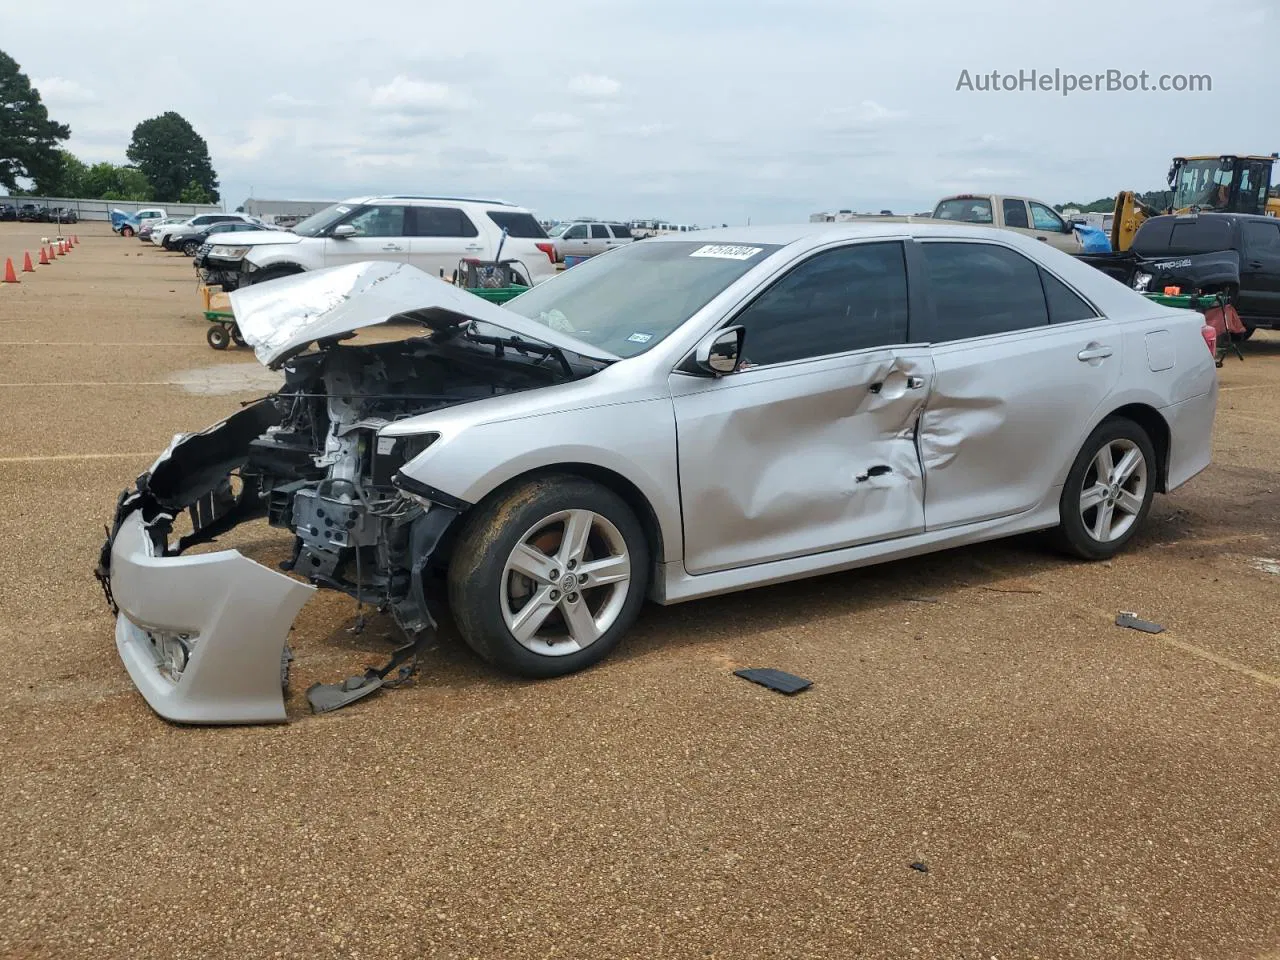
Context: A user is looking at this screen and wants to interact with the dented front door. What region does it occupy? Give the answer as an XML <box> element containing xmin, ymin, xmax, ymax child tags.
<box><xmin>671</xmin><ymin>347</ymin><xmax>933</xmax><ymax>576</ymax></box>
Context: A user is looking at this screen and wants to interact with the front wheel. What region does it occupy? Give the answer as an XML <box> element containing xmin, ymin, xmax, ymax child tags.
<box><xmin>1051</xmin><ymin>418</ymin><xmax>1157</xmax><ymax>561</ymax></box>
<box><xmin>448</xmin><ymin>476</ymin><xmax>650</xmax><ymax>678</ymax></box>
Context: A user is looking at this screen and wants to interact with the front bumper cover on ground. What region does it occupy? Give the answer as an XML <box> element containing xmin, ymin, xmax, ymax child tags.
<box><xmin>109</xmin><ymin>508</ymin><xmax>315</xmax><ymax>725</ymax></box>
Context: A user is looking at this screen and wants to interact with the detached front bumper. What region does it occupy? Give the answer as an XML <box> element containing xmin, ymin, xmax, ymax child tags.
<box><xmin>110</xmin><ymin>511</ymin><xmax>315</xmax><ymax>724</ymax></box>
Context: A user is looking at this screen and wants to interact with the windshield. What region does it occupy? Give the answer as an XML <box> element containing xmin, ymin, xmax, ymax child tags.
<box><xmin>502</xmin><ymin>240</ymin><xmax>781</xmax><ymax>358</ymax></box>
<box><xmin>1171</xmin><ymin>159</ymin><xmax>1234</xmax><ymax>210</ymax></box>
<box><xmin>291</xmin><ymin>203</ymin><xmax>358</xmax><ymax>237</ymax></box>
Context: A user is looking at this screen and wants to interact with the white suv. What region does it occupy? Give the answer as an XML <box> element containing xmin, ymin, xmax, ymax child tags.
<box><xmin>204</xmin><ymin>196</ymin><xmax>559</xmax><ymax>290</ymax></box>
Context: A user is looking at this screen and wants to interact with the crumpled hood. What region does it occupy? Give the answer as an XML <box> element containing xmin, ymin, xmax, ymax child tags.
<box><xmin>229</xmin><ymin>260</ymin><xmax>619</xmax><ymax>368</ymax></box>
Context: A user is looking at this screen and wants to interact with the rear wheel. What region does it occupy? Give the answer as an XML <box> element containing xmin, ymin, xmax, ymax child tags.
<box><xmin>183</xmin><ymin>240</ymin><xmax>199</xmax><ymax>257</ymax></box>
<box><xmin>448</xmin><ymin>476</ymin><xmax>650</xmax><ymax>678</ymax></box>
<box><xmin>1051</xmin><ymin>418</ymin><xmax>1157</xmax><ymax>561</ymax></box>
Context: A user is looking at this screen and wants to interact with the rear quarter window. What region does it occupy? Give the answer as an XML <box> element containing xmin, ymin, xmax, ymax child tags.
<box><xmin>486</xmin><ymin>211</ymin><xmax>548</xmax><ymax>238</ymax></box>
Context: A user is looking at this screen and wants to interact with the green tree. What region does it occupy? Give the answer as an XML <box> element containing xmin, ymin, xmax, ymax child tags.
<box><xmin>179</xmin><ymin>180</ymin><xmax>212</xmax><ymax>204</ymax></box>
<box><xmin>126</xmin><ymin>111</ymin><xmax>219</xmax><ymax>203</ymax></box>
<box><xmin>0</xmin><ymin>49</ymin><xmax>71</xmax><ymax>192</ymax></box>
<box><xmin>80</xmin><ymin>161</ymin><xmax>152</xmax><ymax>201</ymax></box>
<box><xmin>33</xmin><ymin>149</ymin><xmax>88</xmax><ymax>197</ymax></box>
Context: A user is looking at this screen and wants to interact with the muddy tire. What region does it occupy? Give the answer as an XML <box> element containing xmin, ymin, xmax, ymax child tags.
<box><xmin>447</xmin><ymin>475</ymin><xmax>650</xmax><ymax>678</ymax></box>
<box><xmin>1050</xmin><ymin>417</ymin><xmax>1157</xmax><ymax>561</ymax></box>
<box><xmin>206</xmin><ymin>324</ymin><xmax>230</xmax><ymax>350</ymax></box>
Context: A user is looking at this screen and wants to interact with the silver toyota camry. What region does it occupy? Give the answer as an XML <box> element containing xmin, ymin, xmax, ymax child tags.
<box><xmin>98</xmin><ymin>223</ymin><xmax>1218</xmax><ymax>723</ymax></box>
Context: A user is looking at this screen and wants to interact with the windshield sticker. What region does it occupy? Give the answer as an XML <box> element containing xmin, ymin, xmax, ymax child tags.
<box><xmin>689</xmin><ymin>244</ymin><xmax>764</xmax><ymax>260</ymax></box>
<box><xmin>626</xmin><ymin>332</ymin><xmax>653</xmax><ymax>344</ymax></box>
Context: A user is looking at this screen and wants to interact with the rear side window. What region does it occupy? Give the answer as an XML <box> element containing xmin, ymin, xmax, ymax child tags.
<box><xmin>732</xmin><ymin>242</ymin><xmax>910</xmax><ymax>366</ymax></box>
<box><xmin>1002</xmin><ymin>199</ymin><xmax>1030</xmax><ymax>228</ymax></box>
<box><xmin>921</xmin><ymin>242</ymin><xmax>1049</xmax><ymax>340</ymax></box>
<box><xmin>486</xmin><ymin>211</ymin><xmax>547</xmax><ymax>238</ymax></box>
<box><xmin>933</xmin><ymin>198</ymin><xmax>994</xmax><ymax>224</ymax></box>
<box><xmin>410</xmin><ymin>206</ymin><xmax>479</xmax><ymax>238</ymax></box>
<box><xmin>1243</xmin><ymin>220</ymin><xmax>1280</xmax><ymax>255</ymax></box>
<box><xmin>1040</xmin><ymin>269</ymin><xmax>1098</xmax><ymax>323</ymax></box>
<box><xmin>609</xmin><ymin>223</ymin><xmax>632</xmax><ymax>239</ymax></box>
<box><xmin>590</xmin><ymin>224</ymin><xmax>610</xmax><ymax>239</ymax></box>
<box><xmin>1133</xmin><ymin>217</ymin><xmax>1233</xmax><ymax>255</ymax></box>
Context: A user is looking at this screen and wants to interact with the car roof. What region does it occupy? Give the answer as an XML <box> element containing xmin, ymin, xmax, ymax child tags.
<box><xmin>646</xmin><ymin>221</ymin><xmax>1062</xmax><ymax>248</ymax></box>
<box><xmin>353</xmin><ymin>195</ymin><xmax>524</xmax><ymax>209</ymax></box>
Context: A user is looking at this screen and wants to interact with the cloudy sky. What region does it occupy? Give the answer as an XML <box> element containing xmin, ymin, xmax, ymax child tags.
<box><xmin>8</xmin><ymin>0</ymin><xmax>1277</xmax><ymax>223</ymax></box>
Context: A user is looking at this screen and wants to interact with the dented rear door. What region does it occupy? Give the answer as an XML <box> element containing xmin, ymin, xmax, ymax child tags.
<box><xmin>914</xmin><ymin>239</ymin><xmax>1122</xmax><ymax>530</ymax></box>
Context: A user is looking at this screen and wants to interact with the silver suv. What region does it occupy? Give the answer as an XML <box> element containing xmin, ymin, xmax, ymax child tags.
<box><xmin>550</xmin><ymin>220</ymin><xmax>634</xmax><ymax>260</ymax></box>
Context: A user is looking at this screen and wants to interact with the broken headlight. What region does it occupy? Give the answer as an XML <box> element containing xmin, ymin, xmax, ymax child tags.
<box><xmin>1132</xmin><ymin>271</ymin><xmax>1153</xmax><ymax>292</ymax></box>
<box><xmin>371</xmin><ymin>433</ymin><xmax>438</xmax><ymax>488</ymax></box>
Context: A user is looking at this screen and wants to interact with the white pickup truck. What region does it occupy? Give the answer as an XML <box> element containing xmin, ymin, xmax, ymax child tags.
<box><xmin>835</xmin><ymin>194</ymin><xmax>1096</xmax><ymax>253</ymax></box>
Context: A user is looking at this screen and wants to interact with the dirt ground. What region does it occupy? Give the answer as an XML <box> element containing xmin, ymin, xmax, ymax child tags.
<box><xmin>0</xmin><ymin>221</ymin><xmax>1276</xmax><ymax>960</ymax></box>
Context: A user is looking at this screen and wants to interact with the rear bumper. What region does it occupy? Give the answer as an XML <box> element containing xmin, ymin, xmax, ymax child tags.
<box><xmin>1163</xmin><ymin>387</ymin><xmax>1217</xmax><ymax>492</ymax></box>
<box><xmin>110</xmin><ymin>511</ymin><xmax>315</xmax><ymax>724</ymax></box>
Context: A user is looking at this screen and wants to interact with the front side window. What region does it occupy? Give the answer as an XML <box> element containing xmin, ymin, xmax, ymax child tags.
<box><xmin>1244</xmin><ymin>220</ymin><xmax>1280</xmax><ymax>254</ymax></box>
<box><xmin>342</xmin><ymin>205</ymin><xmax>406</xmax><ymax>237</ymax></box>
<box><xmin>1030</xmin><ymin>202</ymin><xmax>1066</xmax><ymax>232</ymax></box>
<box><xmin>730</xmin><ymin>242</ymin><xmax>910</xmax><ymax>367</ymax></box>
<box><xmin>563</xmin><ymin>224</ymin><xmax>588</xmax><ymax>239</ymax></box>
<box><xmin>1003</xmin><ymin>199</ymin><xmax>1030</xmax><ymax>228</ymax></box>
<box><xmin>921</xmin><ymin>242</ymin><xmax>1049</xmax><ymax>340</ymax></box>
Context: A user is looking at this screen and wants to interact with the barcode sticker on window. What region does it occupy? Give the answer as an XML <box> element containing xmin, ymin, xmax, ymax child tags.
<box><xmin>689</xmin><ymin>244</ymin><xmax>764</xmax><ymax>260</ymax></box>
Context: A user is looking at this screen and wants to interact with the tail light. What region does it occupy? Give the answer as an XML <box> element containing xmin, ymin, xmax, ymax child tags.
<box><xmin>535</xmin><ymin>242</ymin><xmax>558</xmax><ymax>264</ymax></box>
<box><xmin>1200</xmin><ymin>323</ymin><xmax>1218</xmax><ymax>357</ymax></box>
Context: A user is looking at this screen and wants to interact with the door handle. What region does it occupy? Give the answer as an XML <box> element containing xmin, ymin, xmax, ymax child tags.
<box><xmin>1247</xmin><ymin>260</ymin><xmax>1264</xmax><ymax>269</ymax></box>
<box><xmin>906</xmin><ymin>375</ymin><xmax>925</xmax><ymax>389</ymax></box>
<box><xmin>381</xmin><ymin>243</ymin><xmax>402</xmax><ymax>251</ymax></box>
<box><xmin>1036</xmin><ymin>236</ymin><xmax>1048</xmax><ymax>242</ymax></box>
<box><xmin>1077</xmin><ymin>344</ymin><xmax>1113</xmax><ymax>361</ymax></box>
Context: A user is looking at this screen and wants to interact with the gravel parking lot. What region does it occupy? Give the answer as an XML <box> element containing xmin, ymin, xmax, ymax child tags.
<box><xmin>1</xmin><ymin>221</ymin><xmax>1276</xmax><ymax>960</ymax></box>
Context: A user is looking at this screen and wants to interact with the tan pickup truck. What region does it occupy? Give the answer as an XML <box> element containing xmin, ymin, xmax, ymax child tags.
<box><xmin>845</xmin><ymin>194</ymin><xmax>1086</xmax><ymax>252</ymax></box>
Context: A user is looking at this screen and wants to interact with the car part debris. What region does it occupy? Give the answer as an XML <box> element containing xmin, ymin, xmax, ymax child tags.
<box><xmin>306</xmin><ymin>636</ymin><xmax>424</xmax><ymax>713</ymax></box>
<box><xmin>1116</xmin><ymin>611</ymin><xmax>1165</xmax><ymax>634</ymax></box>
<box><xmin>734</xmin><ymin>667</ymin><xmax>812</xmax><ymax>695</ymax></box>
<box><xmin>909</xmin><ymin>862</ymin><xmax>929</xmax><ymax>873</ymax></box>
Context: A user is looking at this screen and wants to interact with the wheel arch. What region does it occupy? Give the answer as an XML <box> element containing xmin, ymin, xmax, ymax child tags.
<box><xmin>437</xmin><ymin>462</ymin><xmax>667</xmax><ymax>584</ymax></box>
<box><xmin>1102</xmin><ymin>402</ymin><xmax>1171</xmax><ymax>492</ymax></box>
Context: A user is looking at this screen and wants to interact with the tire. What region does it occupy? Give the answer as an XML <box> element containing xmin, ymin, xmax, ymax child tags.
<box><xmin>249</xmin><ymin>266</ymin><xmax>303</xmax><ymax>286</ymax></box>
<box><xmin>183</xmin><ymin>240</ymin><xmax>199</xmax><ymax>257</ymax></box>
<box><xmin>448</xmin><ymin>475</ymin><xmax>650</xmax><ymax>678</ymax></box>
<box><xmin>1051</xmin><ymin>417</ymin><xmax>1157</xmax><ymax>561</ymax></box>
<box><xmin>230</xmin><ymin>323</ymin><xmax>246</xmax><ymax>346</ymax></box>
<box><xmin>121</xmin><ymin>226</ymin><xmax>134</xmax><ymax>238</ymax></box>
<box><xmin>206</xmin><ymin>325</ymin><xmax>230</xmax><ymax>350</ymax></box>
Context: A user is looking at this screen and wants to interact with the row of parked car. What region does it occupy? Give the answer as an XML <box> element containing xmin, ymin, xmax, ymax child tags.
<box><xmin>0</xmin><ymin>202</ymin><xmax>79</xmax><ymax>223</ymax></box>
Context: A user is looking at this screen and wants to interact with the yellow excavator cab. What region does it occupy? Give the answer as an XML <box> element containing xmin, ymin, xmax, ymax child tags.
<box><xmin>1111</xmin><ymin>153</ymin><xmax>1278</xmax><ymax>252</ymax></box>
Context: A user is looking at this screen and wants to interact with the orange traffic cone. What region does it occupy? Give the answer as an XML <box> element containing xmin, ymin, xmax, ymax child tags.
<box><xmin>38</xmin><ymin>247</ymin><xmax>49</xmax><ymax>265</ymax></box>
<box><xmin>2</xmin><ymin>258</ymin><xmax>18</xmax><ymax>283</ymax></box>
<box><xmin>22</xmin><ymin>251</ymin><xmax>34</xmax><ymax>272</ymax></box>
<box><xmin>54</xmin><ymin>243</ymin><xmax>63</xmax><ymax>257</ymax></box>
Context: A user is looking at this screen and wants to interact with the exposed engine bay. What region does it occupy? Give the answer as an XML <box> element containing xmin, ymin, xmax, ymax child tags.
<box><xmin>97</xmin><ymin>327</ymin><xmax>594</xmax><ymax>717</ymax></box>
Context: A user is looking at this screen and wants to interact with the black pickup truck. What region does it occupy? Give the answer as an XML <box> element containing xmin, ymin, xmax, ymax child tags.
<box><xmin>1078</xmin><ymin>213</ymin><xmax>1280</xmax><ymax>337</ymax></box>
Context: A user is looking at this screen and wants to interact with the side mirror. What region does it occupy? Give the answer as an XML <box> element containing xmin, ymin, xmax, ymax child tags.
<box><xmin>692</xmin><ymin>325</ymin><xmax>745</xmax><ymax>376</ymax></box>
<box><xmin>331</xmin><ymin>224</ymin><xmax>357</xmax><ymax>239</ymax></box>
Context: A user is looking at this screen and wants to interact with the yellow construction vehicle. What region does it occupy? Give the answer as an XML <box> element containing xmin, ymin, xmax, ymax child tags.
<box><xmin>1110</xmin><ymin>153</ymin><xmax>1279</xmax><ymax>252</ymax></box>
